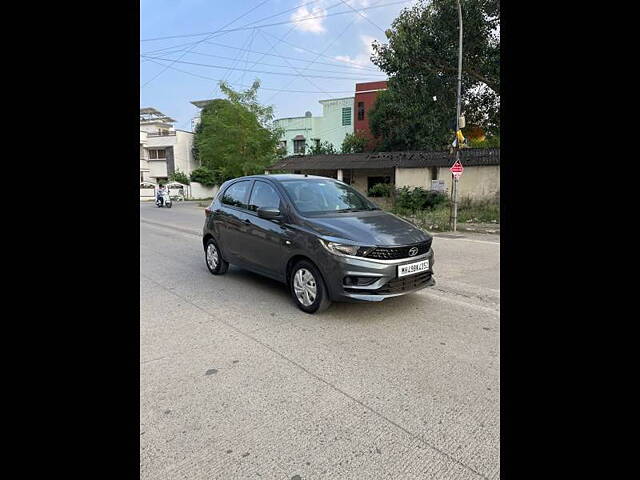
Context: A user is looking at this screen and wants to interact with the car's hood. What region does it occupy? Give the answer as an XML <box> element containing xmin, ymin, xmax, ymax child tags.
<box><xmin>302</xmin><ymin>210</ymin><xmax>430</xmax><ymax>246</ymax></box>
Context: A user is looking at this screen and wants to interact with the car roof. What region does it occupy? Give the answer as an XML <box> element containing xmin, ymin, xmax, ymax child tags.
<box><xmin>235</xmin><ymin>174</ymin><xmax>337</xmax><ymax>183</ymax></box>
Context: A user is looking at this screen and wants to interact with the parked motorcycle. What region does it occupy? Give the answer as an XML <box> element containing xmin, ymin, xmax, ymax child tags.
<box><xmin>155</xmin><ymin>191</ymin><xmax>172</xmax><ymax>208</ymax></box>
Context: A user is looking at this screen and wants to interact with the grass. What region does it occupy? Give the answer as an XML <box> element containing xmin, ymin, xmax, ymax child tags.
<box><xmin>391</xmin><ymin>197</ymin><xmax>499</xmax><ymax>232</ymax></box>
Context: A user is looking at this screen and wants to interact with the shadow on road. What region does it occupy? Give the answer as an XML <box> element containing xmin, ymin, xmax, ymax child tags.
<box><xmin>221</xmin><ymin>264</ymin><xmax>429</xmax><ymax>323</ymax></box>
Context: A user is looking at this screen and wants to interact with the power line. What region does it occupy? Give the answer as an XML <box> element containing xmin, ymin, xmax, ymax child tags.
<box><xmin>141</xmin><ymin>0</ymin><xmax>271</xmax><ymax>88</ymax></box>
<box><xmin>140</xmin><ymin>0</ymin><xmax>409</xmax><ymax>42</ymax></box>
<box><xmin>143</xmin><ymin>50</ymin><xmax>385</xmax><ymax>78</ymax></box>
<box><xmin>258</xmin><ymin>29</ymin><xmax>329</xmax><ymax>95</ymax></box>
<box><xmin>142</xmin><ymin>57</ymin><xmax>356</xmax><ymax>94</ymax></box>
<box><xmin>143</xmin><ymin>40</ymin><xmax>383</xmax><ymax>73</ymax></box>
<box><xmin>141</xmin><ymin>55</ymin><xmax>380</xmax><ymax>81</ymax></box>
<box><xmin>265</xmin><ymin>0</ymin><xmax>376</xmax><ymax>104</ymax></box>
<box><xmin>335</xmin><ymin>0</ymin><xmax>388</xmax><ymax>34</ymax></box>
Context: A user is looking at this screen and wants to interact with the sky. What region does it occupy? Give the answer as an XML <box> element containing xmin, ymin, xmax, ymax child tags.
<box><xmin>140</xmin><ymin>0</ymin><xmax>419</xmax><ymax>131</ymax></box>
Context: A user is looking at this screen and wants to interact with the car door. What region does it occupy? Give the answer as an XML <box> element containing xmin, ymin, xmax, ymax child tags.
<box><xmin>216</xmin><ymin>180</ymin><xmax>253</xmax><ymax>264</ymax></box>
<box><xmin>243</xmin><ymin>180</ymin><xmax>291</xmax><ymax>280</ymax></box>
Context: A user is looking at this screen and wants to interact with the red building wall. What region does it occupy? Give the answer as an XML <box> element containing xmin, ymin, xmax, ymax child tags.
<box><xmin>354</xmin><ymin>81</ymin><xmax>388</xmax><ymax>150</ymax></box>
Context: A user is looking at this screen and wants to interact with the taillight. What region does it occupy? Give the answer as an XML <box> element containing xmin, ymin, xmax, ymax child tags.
<box><xmin>205</xmin><ymin>207</ymin><xmax>212</xmax><ymax>217</ymax></box>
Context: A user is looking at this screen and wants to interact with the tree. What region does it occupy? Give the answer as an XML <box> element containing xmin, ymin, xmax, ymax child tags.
<box><xmin>341</xmin><ymin>131</ymin><xmax>368</xmax><ymax>154</ymax></box>
<box><xmin>194</xmin><ymin>80</ymin><xmax>283</xmax><ymax>184</ymax></box>
<box><xmin>189</xmin><ymin>166</ymin><xmax>216</xmax><ymax>186</ymax></box>
<box><xmin>370</xmin><ymin>0</ymin><xmax>499</xmax><ymax>150</ymax></box>
<box><xmin>169</xmin><ymin>169</ymin><xmax>190</xmax><ymax>185</ymax></box>
<box><xmin>307</xmin><ymin>140</ymin><xmax>338</xmax><ymax>155</ymax></box>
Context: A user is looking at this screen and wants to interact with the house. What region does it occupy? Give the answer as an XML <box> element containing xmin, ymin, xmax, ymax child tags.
<box><xmin>353</xmin><ymin>80</ymin><xmax>388</xmax><ymax>149</ymax></box>
<box><xmin>266</xmin><ymin>148</ymin><xmax>500</xmax><ymax>201</ymax></box>
<box><xmin>139</xmin><ymin>108</ymin><xmax>196</xmax><ymax>185</ymax></box>
<box><xmin>273</xmin><ymin>97</ymin><xmax>354</xmax><ymax>155</ymax></box>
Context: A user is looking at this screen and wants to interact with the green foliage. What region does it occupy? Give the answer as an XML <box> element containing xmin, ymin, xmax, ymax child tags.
<box><xmin>169</xmin><ymin>169</ymin><xmax>190</xmax><ymax>185</ymax></box>
<box><xmin>194</xmin><ymin>80</ymin><xmax>282</xmax><ymax>184</ymax></box>
<box><xmin>307</xmin><ymin>141</ymin><xmax>338</xmax><ymax>155</ymax></box>
<box><xmin>467</xmin><ymin>135</ymin><xmax>500</xmax><ymax>148</ymax></box>
<box><xmin>394</xmin><ymin>186</ymin><xmax>448</xmax><ymax>212</ymax></box>
<box><xmin>341</xmin><ymin>131</ymin><xmax>368</xmax><ymax>153</ymax></box>
<box><xmin>189</xmin><ymin>166</ymin><xmax>216</xmax><ymax>186</ymax></box>
<box><xmin>368</xmin><ymin>183</ymin><xmax>394</xmax><ymax>197</ymax></box>
<box><xmin>370</xmin><ymin>0</ymin><xmax>500</xmax><ymax>150</ymax></box>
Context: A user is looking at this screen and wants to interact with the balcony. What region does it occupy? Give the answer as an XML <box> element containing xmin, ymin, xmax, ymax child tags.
<box><xmin>147</xmin><ymin>131</ymin><xmax>176</xmax><ymax>137</ymax></box>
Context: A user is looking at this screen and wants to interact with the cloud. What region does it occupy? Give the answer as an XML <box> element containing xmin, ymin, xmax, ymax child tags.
<box><xmin>333</xmin><ymin>35</ymin><xmax>380</xmax><ymax>67</ymax></box>
<box><xmin>290</xmin><ymin>6</ymin><xmax>328</xmax><ymax>33</ymax></box>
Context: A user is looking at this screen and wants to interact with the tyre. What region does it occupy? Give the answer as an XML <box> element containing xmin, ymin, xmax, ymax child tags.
<box><xmin>166</xmin><ymin>202</ymin><xmax>172</xmax><ymax>208</ymax></box>
<box><xmin>204</xmin><ymin>238</ymin><xmax>229</xmax><ymax>275</ymax></box>
<box><xmin>290</xmin><ymin>260</ymin><xmax>331</xmax><ymax>314</ymax></box>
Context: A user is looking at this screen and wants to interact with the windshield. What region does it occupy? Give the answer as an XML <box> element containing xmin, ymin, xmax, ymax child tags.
<box><xmin>280</xmin><ymin>178</ymin><xmax>379</xmax><ymax>215</ymax></box>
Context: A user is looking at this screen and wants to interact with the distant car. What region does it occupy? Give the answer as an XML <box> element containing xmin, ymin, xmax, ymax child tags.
<box><xmin>202</xmin><ymin>174</ymin><xmax>435</xmax><ymax>313</ymax></box>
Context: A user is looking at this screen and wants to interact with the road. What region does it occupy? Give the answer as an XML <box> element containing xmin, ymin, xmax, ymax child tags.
<box><xmin>140</xmin><ymin>201</ymin><xmax>500</xmax><ymax>479</ymax></box>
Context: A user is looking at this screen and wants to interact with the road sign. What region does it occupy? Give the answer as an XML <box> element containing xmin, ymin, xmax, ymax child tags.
<box><xmin>450</xmin><ymin>159</ymin><xmax>464</xmax><ymax>178</ymax></box>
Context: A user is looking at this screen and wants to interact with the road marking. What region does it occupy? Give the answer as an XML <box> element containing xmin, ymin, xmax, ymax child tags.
<box><xmin>424</xmin><ymin>290</ymin><xmax>500</xmax><ymax>315</ymax></box>
<box><xmin>434</xmin><ymin>236</ymin><xmax>500</xmax><ymax>245</ymax></box>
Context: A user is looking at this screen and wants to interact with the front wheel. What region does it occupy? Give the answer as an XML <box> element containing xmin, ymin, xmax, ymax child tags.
<box><xmin>290</xmin><ymin>260</ymin><xmax>331</xmax><ymax>314</ymax></box>
<box><xmin>166</xmin><ymin>202</ymin><xmax>172</xmax><ymax>208</ymax></box>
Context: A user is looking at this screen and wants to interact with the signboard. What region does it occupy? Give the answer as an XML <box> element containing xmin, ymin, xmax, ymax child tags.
<box><xmin>431</xmin><ymin>180</ymin><xmax>446</xmax><ymax>192</ymax></box>
<box><xmin>449</xmin><ymin>159</ymin><xmax>464</xmax><ymax>179</ymax></box>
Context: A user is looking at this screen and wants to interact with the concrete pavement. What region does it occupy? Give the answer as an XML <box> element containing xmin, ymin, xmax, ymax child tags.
<box><xmin>140</xmin><ymin>202</ymin><xmax>500</xmax><ymax>479</ymax></box>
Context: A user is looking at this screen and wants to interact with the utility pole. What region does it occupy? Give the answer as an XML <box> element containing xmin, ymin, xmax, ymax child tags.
<box><xmin>451</xmin><ymin>0</ymin><xmax>463</xmax><ymax>232</ymax></box>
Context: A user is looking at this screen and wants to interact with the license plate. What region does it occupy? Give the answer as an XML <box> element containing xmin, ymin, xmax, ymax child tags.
<box><xmin>398</xmin><ymin>259</ymin><xmax>430</xmax><ymax>277</ymax></box>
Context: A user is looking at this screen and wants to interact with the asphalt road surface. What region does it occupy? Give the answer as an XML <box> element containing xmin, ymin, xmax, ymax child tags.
<box><xmin>140</xmin><ymin>201</ymin><xmax>500</xmax><ymax>480</ymax></box>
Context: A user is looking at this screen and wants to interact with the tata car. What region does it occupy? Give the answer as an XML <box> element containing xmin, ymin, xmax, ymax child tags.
<box><xmin>202</xmin><ymin>174</ymin><xmax>435</xmax><ymax>313</ymax></box>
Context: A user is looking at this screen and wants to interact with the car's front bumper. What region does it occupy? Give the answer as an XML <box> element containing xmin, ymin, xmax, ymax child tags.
<box><xmin>318</xmin><ymin>248</ymin><xmax>435</xmax><ymax>303</ymax></box>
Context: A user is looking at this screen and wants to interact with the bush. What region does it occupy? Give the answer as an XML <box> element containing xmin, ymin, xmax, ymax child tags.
<box><xmin>368</xmin><ymin>182</ymin><xmax>394</xmax><ymax>197</ymax></box>
<box><xmin>341</xmin><ymin>131</ymin><xmax>368</xmax><ymax>153</ymax></box>
<box><xmin>169</xmin><ymin>169</ymin><xmax>190</xmax><ymax>185</ymax></box>
<box><xmin>189</xmin><ymin>166</ymin><xmax>216</xmax><ymax>186</ymax></box>
<box><xmin>394</xmin><ymin>186</ymin><xmax>448</xmax><ymax>212</ymax></box>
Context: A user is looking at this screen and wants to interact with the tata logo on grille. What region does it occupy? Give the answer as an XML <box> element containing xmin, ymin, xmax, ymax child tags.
<box><xmin>408</xmin><ymin>247</ymin><xmax>419</xmax><ymax>256</ymax></box>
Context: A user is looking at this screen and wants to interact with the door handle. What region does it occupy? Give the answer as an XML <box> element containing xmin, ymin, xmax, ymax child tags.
<box><xmin>243</xmin><ymin>219</ymin><xmax>252</xmax><ymax>224</ymax></box>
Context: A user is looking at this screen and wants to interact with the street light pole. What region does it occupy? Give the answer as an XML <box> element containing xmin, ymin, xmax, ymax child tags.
<box><xmin>451</xmin><ymin>0</ymin><xmax>463</xmax><ymax>232</ymax></box>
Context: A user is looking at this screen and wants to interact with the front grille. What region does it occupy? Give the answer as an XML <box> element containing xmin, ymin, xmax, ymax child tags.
<box><xmin>362</xmin><ymin>239</ymin><xmax>432</xmax><ymax>260</ymax></box>
<box><xmin>375</xmin><ymin>271</ymin><xmax>433</xmax><ymax>295</ymax></box>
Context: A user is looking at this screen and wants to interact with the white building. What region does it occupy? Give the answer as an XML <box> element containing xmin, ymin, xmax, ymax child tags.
<box><xmin>139</xmin><ymin>108</ymin><xmax>197</xmax><ymax>184</ymax></box>
<box><xmin>274</xmin><ymin>97</ymin><xmax>354</xmax><ymax>156</ymax></box>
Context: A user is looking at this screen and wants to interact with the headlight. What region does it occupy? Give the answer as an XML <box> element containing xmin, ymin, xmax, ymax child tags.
<box><xmin>319</xmin><ymin>239</ymin><xmax>360</xmax><ymax>256</ymax></box>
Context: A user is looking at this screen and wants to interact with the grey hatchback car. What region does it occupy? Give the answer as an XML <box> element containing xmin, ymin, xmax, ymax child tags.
<box><xmin>202</xmin><ymin>174</ymin><xmax>435</xmax><ymax>313</ymax></box>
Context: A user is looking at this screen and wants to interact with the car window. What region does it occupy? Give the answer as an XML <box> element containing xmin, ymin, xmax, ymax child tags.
<box><xmin>281</xmin><ymin>179</ymin><xmax>377</xmax><ymax>215</ymax></box>
<box><xmin>221</xmin><ymin>181</ymin><xmax>251</xmax><ymax>209</ymax></box>
<box><xmin>248</xmin><ymin>181</ymin><xmax>281</xmax><ymax>212</ymax></box>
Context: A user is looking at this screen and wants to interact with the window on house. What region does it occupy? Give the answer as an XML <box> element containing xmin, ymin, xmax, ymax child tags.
<box><xmin>148</xmin><ymin>149</ymin><xmax>166</xmax><ymax>159</ymax></box>
<box><xmin>367</xmin><ymin>176</ymin><xmax>391</xmax><ymax>192</ymax></box>
<box><xmin>293</xmin><ymin>139</ymin><xmax>306</xmax><ymax>154</ymax></box>
<box><xmin>430</xmin><ymin>167</ymin><xmax>438</xmax><ymax>181</ymax></box>
<box><xmin>278</xmin><ymin>140</ymin><xmax>287</xmax><ymax>151</ymax></box>
<box><xmin>342</xmin><ymin>107</ymin><xmax>352</xmax><ymax>126</ymax></box>
<box><xmin>357</xmin><ymin>102</ymin><xmax>365</xmax><ymax>121</ymax></box>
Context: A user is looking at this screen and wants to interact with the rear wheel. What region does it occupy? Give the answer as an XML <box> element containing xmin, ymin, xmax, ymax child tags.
<box><xmin>205</xmin><ymin>238</ymin><xmax>229</xmax><ymax>275</ymax></box>
<box><xmin>290</xmin><ymin>260</ymin><xmax>331</xmax><ymax>314</ymax></box>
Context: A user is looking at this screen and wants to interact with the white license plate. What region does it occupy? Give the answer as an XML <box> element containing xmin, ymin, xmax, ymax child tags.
<box><xmin>398</xmin><ymin>259</ymin><xmax>430</xmax><ymax>278</ymax></box>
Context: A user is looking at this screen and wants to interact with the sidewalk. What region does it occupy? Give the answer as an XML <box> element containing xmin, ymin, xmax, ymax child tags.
<box><xmin>455</xmin><ymin>222</ymin><xmax>500</xmax><ymax>234</ymax></box>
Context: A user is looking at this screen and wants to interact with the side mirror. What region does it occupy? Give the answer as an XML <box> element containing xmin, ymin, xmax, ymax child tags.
<box><xmin>257</xmin><ymin>207</ymin><xmax>281</xmax><ymax>220</ymax></box>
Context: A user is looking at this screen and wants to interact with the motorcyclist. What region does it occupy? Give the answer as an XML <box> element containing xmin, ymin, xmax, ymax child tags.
<box><xmin>157</xmin><ymin>185</ymin><xmax>166</xmax><ymax>206</ymax></box>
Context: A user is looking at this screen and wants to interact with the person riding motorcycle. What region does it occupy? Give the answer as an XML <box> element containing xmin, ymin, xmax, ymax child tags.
<box><xmin>156</xmin><ymin>185</ymin><xmax>166</xmax><ymax>206</ymax></box>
